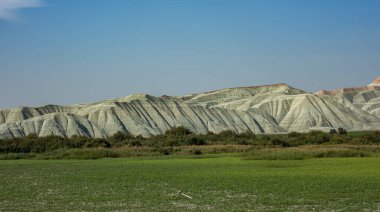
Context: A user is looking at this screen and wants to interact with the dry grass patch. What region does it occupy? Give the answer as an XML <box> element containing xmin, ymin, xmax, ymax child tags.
<box><xmin>243</xmin><ymin>144</ymin><xmax>380</xmax><ymax>160</ymax></box>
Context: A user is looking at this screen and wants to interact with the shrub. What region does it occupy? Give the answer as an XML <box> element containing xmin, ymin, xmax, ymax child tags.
<box><xmin>237</xmin><ymin>140</ymin><xmax>249</xmax><ymax>145</ymax></box>
<box><xmin>84</xmin><ymin>139</ymin><xmax>111</xmax><ymax>148</ymax></box>
<box><xmin>206</xmin><ymin>131</ymin><xmax>215</xmax><ymax>136</ymax></box>
<box><xmin>360</xmin><ymin>131</ymin><xmax>380</xmax><ymax>144</ymax></box>
<box><xmin>1</xmin><ymin>130</ymin><xmax>380</xmax><ymax>159</ymax></box>
<box><xmin>158</xmin><ymin>148</ymin><xmax>172</xmax><ymax>155</ymax></box>
<box><xmin>17</xmin><ymin>138</ymin><xmax>32</xmax><ymax>152</ymax></box>
<box><xmin>69</xmin><ymin>135</ymin><xmax>89</xmax><ymax>148</ymax></box>
<box><xmin>338</xmin><ymin>128</ymin><xmax>347</xmax><ymax>135</ymax></box>
<box><xmin>192</xmin><ymin>149</ymin><xmax>202</xmax><ymax>155</ymax></box>
<box><xmin>217</xmin><ymin>130</ymin><xmax>238</xmax><ymax>138</ymax></box>
<box><xmin>164</xmin><ymin>138</ymin><xmax>181</xmax><ymax>147</ymax></box>
<box><xmin>288</xmin><ymin>132</ymin><xmax>301</xmax><ymax>138</ymax></box>
<box><xmin>304</xmin><ymin>131</ymin><xmax>330</xmax><ymax>144</ymax></box>
<box><xmin>187</xmin><ymin>137</ymin><xmax>206</xmax><ymax>146</ymax></box>
<box><xmin>238</xmin><ymin>131</ymin><xmax>256</xmax><ymax>139</ymax></box>
<box><xmin>130</xmin><ymin>140</ymin><xmax>143</xmax><ymax>147</ymax></box>
<box><xmin>110</xmin><ymin>131</ymin><xmax>132</xmax><ymax>141</ymax></box>
<box><xmin>270</xmin><ymin>138</ymin><xmax>290</xmax><ymax>147</ymax></box>
<box><xmin>308</xmin><ymin>130</ymin><xmax>325</xmax><ymax>136</ymax></box>
<box><xmin>164</xmin><ymin>127</ymin><xmax>193</xmax><ymax>137</ymax></box>
<box><xmin>330</xmin><ymin>134</ymin><xmax>346</xmax><ymax>144</ymax></box>
<box><xmin>30</xmin><ymin>135</ymin><xmax>68</xmax><ymax>153</ymax></box>
<box><xmin>26</xmin><ymin>133</ymin><xmax>39</xmax><ymax>139</ymax></box>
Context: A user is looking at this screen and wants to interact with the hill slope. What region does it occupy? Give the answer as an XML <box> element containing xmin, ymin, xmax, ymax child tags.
<box><xmin>1</xmin><ymin>78</ymin><xmax>380</xmax><ymax>138</ymax></box>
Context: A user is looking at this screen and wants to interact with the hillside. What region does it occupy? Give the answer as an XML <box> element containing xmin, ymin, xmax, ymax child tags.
<box><xmin>1</xmin><ymin>78</ymin><xmax>380</xmax><ymax>138</ymax></box>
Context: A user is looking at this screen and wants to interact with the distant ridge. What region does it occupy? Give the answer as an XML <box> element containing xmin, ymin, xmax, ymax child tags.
<box><xmin>315</xmin><ymin>76</ymin><xmax>380</xmax><ymax>96</ymax></box>
<box><xmin>315</xmin><ymin>86</ymin><xmax>379</xmax><ymax>96</ymax></box>
<box><xmin>1</xmin><ymin>77</ymin><xmax>380</xmax><ymax>138</ymax></box>
<box><xmin>369</xmin><ymin>76</ymin><xmax>380</xmax><ymax>87</ymax></box>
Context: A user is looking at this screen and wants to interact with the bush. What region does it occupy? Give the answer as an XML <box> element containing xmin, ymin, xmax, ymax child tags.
<box><xmin>330</xmin><ymin>134</ymin><xmax>346</xmax><ymax>144</ymax></box>
<box><xmin>31</xmin><ymin>136</ymin><xmax>68</xmax><ymax>153</ymax></box>
<box><xmin>158</xmin><ymin>148</ymin><xmax>172</xmax><ymax>155</ymax></box>
<box><xmin>192</xmin><ymin>149</ymin><xmax>202</xmax><ymax>155</ymax></box>
<box><xmin>164</xmin><ymin>138</ymin><xmax>181</xmax><ymax>147</ymax></box>
<box><xmin>110</xmin><ymin>131</ymin><xmax>132</xmax><ymax>142</ymax></box>
<box><xmin>69</xmin><ymin>135</ymin><xmax>88</xmax><ymax>148</ymax></box>
<box><xmin>84</xmin><ymin>139</ymin><xmax>111</xmax><ymax>148</ymax></box>
<box><xmin>187</xmin><ymin>137</ymin><xmax>206</xmax><ymax>146</ymax></box>
<box><xmin>237</xmin><ymin>140</ymin><xmax>249</xmax><ymax>145</ymax></box>
<box><xmin>130</xmin><ymin>140</ymin><xmax>143</xmax><ymax>147</ymax></box>
<box><xmin>288</xmin><ymin>132</ymin><xmax>301</xmax><ymax>138</ymax></box>
<box><xmin>1</xmin><ymin>130</ymin><xmax>380</xmax><ymax>159</ymax></box>
<box><xmin>304</xmin><ymin>131</ymin><xmax>330</xmax><ymax>144</ymax></box>
<box><xmin>338</xmin><ymin>128</ymin><xmax>347</xmax><ymax>135</ymax></box>
<box><xmin>164</xmin><ymin>127</ymin><xmax>193</xmax><ymax>137</ymax></box>
<box><xmin>238</xmin><ymin>131</ymin><xmax>256</xmax><ymax>139</ymax></box>
<box><xmin>360</xmin><ymin>131</ymin><xmax>380</xmax><ymax>144</ymax></box>
<box><xmin>217</xmin><ymin>130</ymin><xmax>238</xmax><ymax>138</ymax></box>
<box><xmin>270</xmin><ymin>138</ymin><xmax>290</xmax><ymax>147</ymax></box>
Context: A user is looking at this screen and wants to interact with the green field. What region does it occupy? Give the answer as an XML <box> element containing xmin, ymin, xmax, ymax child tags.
<box><xmin>1</xmin><ymin>156</ymin><xmax>380</xmax><ymax>211</ymax></box>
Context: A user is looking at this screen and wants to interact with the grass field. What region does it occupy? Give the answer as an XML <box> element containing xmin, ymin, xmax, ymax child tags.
<box><xmin>1</xmin><ymin>156</ymin><xmax>380</xmax><ymax>211</ymax></box>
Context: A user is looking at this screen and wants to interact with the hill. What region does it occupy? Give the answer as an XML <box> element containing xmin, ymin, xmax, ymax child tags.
<box><xmin>1</xmin><ymin>78</ymin><xmax>380</xmax><ymax>138</ymax></box>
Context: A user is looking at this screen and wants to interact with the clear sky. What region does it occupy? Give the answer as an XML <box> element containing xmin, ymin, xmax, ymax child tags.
<box><xmin>0</xmin><ymin>0</ymin><xmax>379</xmax><ymax>108</ymax></box>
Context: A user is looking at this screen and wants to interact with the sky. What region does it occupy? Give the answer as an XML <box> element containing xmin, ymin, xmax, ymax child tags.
<box><xmin>0</xmin><ymin>0</ymin><xmax>379</xmax><ymax>108</ymax></box>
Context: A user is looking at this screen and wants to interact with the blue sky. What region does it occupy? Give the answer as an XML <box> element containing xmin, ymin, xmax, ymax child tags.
<box><xmin>0</xmin><ymin>0</ymin><xmax>379</xmax><ymax>108</ymax></box>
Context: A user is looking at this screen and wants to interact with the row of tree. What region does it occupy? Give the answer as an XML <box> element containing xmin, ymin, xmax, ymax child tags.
<box><xmin>0</xmin><ymin>127</ymin><xmax>379</xmax><ymax>153</ymax></box>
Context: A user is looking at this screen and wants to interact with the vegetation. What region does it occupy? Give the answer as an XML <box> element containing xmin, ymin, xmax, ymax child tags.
<box><xmin>242</xmin><ymin>145</ymin><xmax>380</xmax><ymax>160</ymax></box>
<box><xmin>1</xmin><ymin>157</ymin><xmax>380</xmax><ymax>211</ymax></box>
<box><xmin>1</xmin><ymin>128</ymin><xmax>380</xmax><ymax>210</ymax></box>
<box><xmin>0</xmin><ymin>127</ymin><xmax>379</xmax><ymax>159</ymax></box>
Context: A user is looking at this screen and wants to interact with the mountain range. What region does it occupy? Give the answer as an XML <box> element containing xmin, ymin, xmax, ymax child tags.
<box><xmin>1</xmin><ymin>77</ymin><xmax>379</xmax><ymax>138</ymax></box>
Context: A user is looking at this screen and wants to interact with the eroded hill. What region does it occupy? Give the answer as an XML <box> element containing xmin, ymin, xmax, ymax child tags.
<box><xmin>1</xmin><ymin>78</ymin><xmax>380</xmax><ymax>138</ymax></box>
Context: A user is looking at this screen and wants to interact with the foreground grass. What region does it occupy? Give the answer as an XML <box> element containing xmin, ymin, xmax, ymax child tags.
<box><xmin>1</xmin><ymin>157</ymin><xmax>380</xmax><ymax>211</ymax></box>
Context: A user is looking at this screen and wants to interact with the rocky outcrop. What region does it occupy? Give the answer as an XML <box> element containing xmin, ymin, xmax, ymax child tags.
<box><xmin>369</xmin><ymin>77</ymin><xmax>380</xmax><ymax>87</ymax></box>
<box><xmin>1</xmin><ymin>77</ymin><xmax>380</xmax><ymax>138</ymax></box>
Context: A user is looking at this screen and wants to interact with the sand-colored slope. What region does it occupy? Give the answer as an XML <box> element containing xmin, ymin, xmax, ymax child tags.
<box><xmin>315</xmin><ymin>79</ymin><xmax>380</xmax><ymax>119</ymax></box>
<box><xmin>76</xmin><ymin>95</ymin><xmax>285</xmax><ymax>137</ymax></box>
<box><xmin>0</xmin><ymin>113</ymin><xmax>106</xmax><ymax>139</ymax></box>
<box><xmin>0</xmin><ymin>94</ymin><xmax>285</xmax><ymax>138</ymax></box>
<box><xmin>214</xmin><ymin>93</ymin><xmax>380</xmax><ymax>132</ymax></box>
<box><xmin>1</xmin><ymin>78</ymin><xmax>380</xmax><ymax>138</ymax></box>
<box><xmin>0</xmin><ymin>105</ymin><xmax>79</xmax><ymax>125</ymax></box>
<box><xmin>182</xmin><ymin>83</ymin><xmax>305</xmax><ymax>107</ymax></box>
<box><xmin>182</xmin><ymin>82</ymin><xmax>380</xmax><ymax>132</ymax></box>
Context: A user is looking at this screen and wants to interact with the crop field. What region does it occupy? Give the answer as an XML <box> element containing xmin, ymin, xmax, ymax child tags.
<box><xmin>1</xmin><ymin>156</ymin><xmax>380</xmax><ymax>211</ymax></box>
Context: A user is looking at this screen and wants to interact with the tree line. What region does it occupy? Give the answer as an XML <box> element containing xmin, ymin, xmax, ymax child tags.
<box><xmin>0</xmin><ymin>127</ymin><xmax>379</xmax><ymax>154</ymax></box>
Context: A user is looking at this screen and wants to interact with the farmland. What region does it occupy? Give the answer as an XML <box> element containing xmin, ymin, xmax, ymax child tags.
<box><xmin>1</xmin><ymin>156</ymin><xmax>380</xmax><ymax>211</ymax></box>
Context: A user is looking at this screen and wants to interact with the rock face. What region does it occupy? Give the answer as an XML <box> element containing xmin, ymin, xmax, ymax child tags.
<box><xmin>369</xmin><ymin>77</ymin><xmax>380</xmax><ymax>87</ymax></box>
<box><xmin>1</xmin><ymin>78</ymin><xmax>380</xmax><ymax>138</ymax></box>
